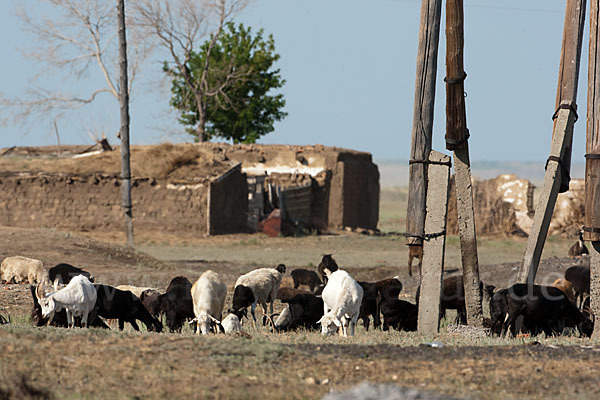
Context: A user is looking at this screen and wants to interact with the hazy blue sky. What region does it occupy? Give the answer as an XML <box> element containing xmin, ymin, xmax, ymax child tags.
<box><xmin>0</xmin><ymin>0</ymin><xmax>587</xmax><ymax>164</ymax></box>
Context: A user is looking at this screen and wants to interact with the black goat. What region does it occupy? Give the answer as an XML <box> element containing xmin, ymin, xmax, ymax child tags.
<box><xmin>139</xmin><ymin>288</ymin><xmax>162</xmax><ymax>317</ymax></box>
<box><xmin>500</xmin><ymin>283</ymin><xmax>593</xmax><ymax>337</ymax></box>
<box><xmin>564</xmin><ymin>265</ymin><xmax>590</xmax><ymax>308</ymax></box>
<box><xmin>274</xmin><ymin>293</ymin><xmax>324</xmax><ymax>331</ymax></box>
<box><xmin>357</xmin><ymin>281</ymin><xmax>380</xmax><ymax>331</ymax></box>
<box><xmin>29</xmin><ymin>285</ymin><xmax>108</xmax><ymax>329</ymax></box>
<box><xmin>290</xmin><ymin>268</ymin><xmax>322</xmax><ymax>292</ymax></box>
<box><xmin>158</xmin><ymin>276</ymin><xmax>194</xmax><ymax>332</ymax></box>
<box><xmin>92</xmin><ymin>284</ymin><xmax>162</xmax><ymax>332</ymax></box>
<box><xmin>276</xmin><ymin>287</ymin><xmax>312</xmax><ymax>302</ymax></box>
<box><xmin>380</xmin><ymin>299</ymin><xmax>418</xmax><ymax>332</ymax></box>
<box><xmin>48</xmin><ymin>263</ymin><xmax>94</xmax><ymax>285</ymax></box>
<box><xmin>317</xmin><ymin>254</ymin><xmax>338</xmax><ymax>284</ymax></box>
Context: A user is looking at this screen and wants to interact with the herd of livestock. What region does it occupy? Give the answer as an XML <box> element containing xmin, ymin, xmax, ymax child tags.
<box><xmin>0</xmin><ymin>253</ymin><xmax>596</xmax><ymax>338</ymax></box>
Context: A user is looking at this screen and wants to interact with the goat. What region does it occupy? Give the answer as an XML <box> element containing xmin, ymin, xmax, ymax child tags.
<box><xmin>290</xmin><ymin>268</ymin><xmax>322</xmax><ymax>292</ymax></box>
<box><xmin>274</xmin><ymin>293</ymin><xmax>324</xmax><ymax>332</ymax></box>
<box><xmin>29</xmin><ymin>285</ymin><xmax>108</xmax><ymax>329</ymax></box>
<box><xmin>115</xmin><ymin>285</ymin><xmax>159</xmax><ymax>299</ymax></box>
<box><xmin>489</xmin><ymin>288</ymin><xmax>509</xmax><ymax>336</ymax></box>
<box><xmin>318</xmin><ymin>269</ymin><xmax>363</xmax><ymax>337</ymax></box>
<box><xmin>48</xmin><ymin>263</ymin><xmax>94</xmax><ymax>285</ymax></box>
<box><xmin>1</xmin><ymin>256</ymin><xmax>49</xmax><ymax>285</ymax></box>
<box><xmin>407</xmin><ymin>244</ymin><xmax>423</xmax><ymax>277</ymax></box>
<box><xmin>500</xmin><ymin>283</ymin><xmax>593</xmax><ymax>337</ymax></box>
<box><xmin>552</xmin><ymin>278</ymin><xmax>576</xmax><ymax>304</ymax></box>
<box><xmin>157</xmin><ymin>276</ymin><xmax>194</xmax><ymax>333</ymax></box>
<box><xmin>357</xmin><ymin>281</ymin><xmax>379</xmax><ymax>331</ymax></box>
<box><xmin>416</xmin><ymin>274</ymin><xmax>495</xmax><ymax>325</ymax></box>
<box><xmin>232</xmin><ymin>265</ymin><xmax>285</xmax><ymax>326</ymax></box>
<box><xmin>380</xmin><ymin>298</ymin><xmax>418</xmax><ymax>332</ymax></box>
<box><xmin>220</xmin><ymin>313</ymin><xmax>242</xmax><ymax>333</ymax></box>
<box><xmin>276</xmin><ymin>287</ymin><xmax>312</xmax><ymax>302</ymax></box>
<box><xmin>35</xmin><ymin>275</ymin><xmax>97</xmax><ymax>328</ymax></box>
<box><xmin>139</xmin><ymin>289</ymin><xmax>162</xmax><ymax>317</ymax></box>
<box><xmin>190</xmin><ymin>270</ymin><xmax>227</xmax><ymax>335</ymax></box>
<box><xmin>92</xmin><ymin>284</ymin><xmax>162</xmax><ymax>332</ymax></box>
<box><xmin>564</xmin><ymin>265</ymin><xmax>590</xmax><ymax>309</ymax></box>
<box><xmin>317</xmin><ymin>254</ymin><xmax>338</xmax><ymax>284</ymax></box>
<box><xmin>568</xmin><ymin>230</ymin><xmax>589</xmax><ymax>258</ymax></box>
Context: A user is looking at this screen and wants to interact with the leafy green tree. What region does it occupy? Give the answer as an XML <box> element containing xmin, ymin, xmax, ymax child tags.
<box><xmin>165</xmin><ymin>22</ymin><xmax>287</xmax><ymax>143</ymax></box>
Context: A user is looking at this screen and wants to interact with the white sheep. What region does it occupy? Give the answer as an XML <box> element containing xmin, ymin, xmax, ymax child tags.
<box><xmin>116</xmin><ymin>285</ymin><xmax>160</xmax><ymax>299</ymax></box>
<box><xmin>190</xmin><ymin>270</ymin><xmax>227</xmax><ymax>335</ymax></box>
<box><xmin>1</xmin><ymin>256</ymin><xmax>49</xmax><ymax>285</ymax></box>
<box><xmin>318</xmin><ymin>269</ymin><xmax>364</xmax><ymax>337</ymax></box>
<box><xmin>35</xmin><ymin>275</ymin><xmax>97</xmax><ymax>328</ymax></box>
<box><xmin>220</xmin><ymin>313</ymin><xmax>242</xmax><ymax>333</ymax></box>
<box><xmin>232</xmin><ymin>264</ymin><xmax>286</xmax><ymax>326</ymax></box>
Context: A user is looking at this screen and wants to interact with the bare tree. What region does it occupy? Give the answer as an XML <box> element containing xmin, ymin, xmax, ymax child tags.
<box><xmin>133</xmin><ymin>0</ymin><xmax>249</xmax><ymax>142</ymax></box>
<box><xmin>0</xmin><ymin>0</ymin><xmax>151</xmax><ymax>141</ymax></box>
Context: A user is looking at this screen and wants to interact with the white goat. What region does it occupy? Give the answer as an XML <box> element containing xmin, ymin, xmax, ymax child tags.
<box><xmin>1</xmin><ymin>256</ymin><xmax>49</xmax><ymax>285</ymax></box>
<box><xmin>190</xmin><ymin>270</ymin><xmax>227</xmax><ymax>335</ymax></box>
<box><xmin>232</xmin><ymin>265</ymin><xmax>285</xmax><ymax>326</ymax></box>
<box><xmin>318</xmin><ymin>269</ymin><xmax>363</xmax><ymax>337</ymax></box>
<box><xmin>220</xmin><ymin>313</ymin><xmax>242</xmax><ymax>333</ymax></box>
<box><xmin>35</xmin><ymin>275</ymin><xmax>97</xmax><ymax>328</ymax></box>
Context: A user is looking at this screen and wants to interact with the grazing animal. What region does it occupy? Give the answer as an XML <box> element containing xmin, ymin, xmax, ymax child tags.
<box><xmin>290</xmin><ymin>268</ymin><xmax>322</xmax><ymax>292</ymax></box>
<box><xmin>500</xmin><ymin>283</ymin><xmax>593</xmax><ymax>337</ymax></box>
<box><xmin>318</xmin><ymin>269</ymin><xmax>363</xmax><ymax>337</ymax></box>
<box><xmin>274</xmin><ymin>293</ymin><xmax>324</xmax><ymax>331</ymax></box>
<box><xmin>568</xmin><ymin>230</ymin><xmax>589</xmax><ymax>258</ymax></box>
<box><xmin>1</xmin><ymin>256</ymin><xmax>49</xmax><ymax>285</ymax></box>
<box><xmin>157</xmin><ymin>276</ymin><xmax>194</xmax><ymax>332</ymax></box>
<box><xmin>489</xmin><ymin>288</ymin><xmax>510</xmax><ymax>336</ymax></box>
<box><xmin>35</xmin><ymin>275</ymin><xmax>97</xmax><ymax>328</ymax></box>
<box><xmin>220</xmin><ymin>313</ymin><xmax>242</xmax><ymax>333</ymax></box>
<box><xmin>416</xmin><ymin>275</ymin><xmax>495</xmax><ymax>325</ymax></box>
<box><xmin>92</xmin><ymin>284</ymin><xmax>162</xmax><ymax>332</ymax></box>
<box><xmin>407</xmin><ymin>244</ymin><xmax>423</xmax><ymax>277</ymax></box>
<box><xmin>564</xmin><ymin>265</ymin><xmax>590</xmax><ymax>309</ymax></box>
<box><xmin>357</xmin><ymin>281</ymin><xmax>380</xmax><ymax>331</ymax></box>
<box><xmin>552</xmin><ymin>278</ymin><xmax>576</xmax><ymax>304</ymax></box>
<box><xmin>49</xmin><ymin>263</ymin><xmax>94</xmax><ymax>285</ymax></box>
<box><xmin>232</xmin><ymin>265</ymin><xmax>285</xmax><ymax>325</ymax></box>
<box><xmin>29</xmin><ymin>285</ymin><xmax>108</xmax><ymax>329</ymax></box>
<box><xmin>190</xmin><ymin>270</ymin><xmax>227</xmax><ymax>335</ymax></box>
<box><xmin>276</xmin><ymin>287</ymin><xmax>312</xmax><ymax>302</ymax></box>
<box><xmin>380</xmin><ymin>299</ymin><xmax>418</xmax><ymax>332</ymax></box>
<box><xmin>139</xmin><ymin>289</ymin><xmax>162</xmax><ymax>317</ymax></box>
<box><xmin>317</xmin><ymin>254</ymin><xmax>338</xmax><ymax>284</ymax></box>
<box><xmin>115</xmin><ymin>285</ymin><xmax>159</xmax><ymax>299</ymax></box>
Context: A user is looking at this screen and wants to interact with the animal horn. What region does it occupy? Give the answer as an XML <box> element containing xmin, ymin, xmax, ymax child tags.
<box><xmin>208</xmin><ymin>315</ymin><xmax>220</xmax><ymax>324</ymax></box>
<box><xmin>35</xmin><ymin>283</ymin><xmax>44</xmax><ymax>300</ymax></box>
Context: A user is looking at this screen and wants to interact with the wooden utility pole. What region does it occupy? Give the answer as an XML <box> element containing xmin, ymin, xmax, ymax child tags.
<box><xmin>406</xmin><ymin>0</ymin><xmax>442</xmax><ymax>261</ymax></box>
<box><xmin>585</xmin><ymin>0</ymin><xmax>600</xmax><ymax>338</ymax></box>
<box><xmin>117</xmin><ymin>0</ymin><xmax>134</xmax><ymax>246</ymax></box>
<box><xmin>417</xmin><ymin>151</ymin><xmax>451</xmax><ymax>334</ymax></box>
<box><xmin>444</xmin><ymin>0</ymin><xmax>483</xmax><ymax>326</ymax></box>
<box><xmin>519</xmin><ymin>0</ymin><xmax>586</xmax><ymax>284</ymax></box>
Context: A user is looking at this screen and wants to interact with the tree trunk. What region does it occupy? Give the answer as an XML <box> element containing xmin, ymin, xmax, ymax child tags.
<box><xmin>117</xmin><ymin>0</ymin><xmax>134</xmax><ymax>247</ymax></box>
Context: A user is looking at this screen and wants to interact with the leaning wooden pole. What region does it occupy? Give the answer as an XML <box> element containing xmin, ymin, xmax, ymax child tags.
<box><xmin>118</xmin><ymin>0</ymin><xmax>134</xmax><ymax>247</ymax></box>
<box><xmin>519</xmin><ymin>0</ymin><xmax>586</xmax><ymax>284</ymax></box>
<box><xmin>406</xmin><ymin>0</ymin><xmax>442</xmax><ymax>270</ymax></box>
<box><xmin>585</xmin><ymin>0</ymin><xmax>600</xmax><ymax>339</ymax></box>
<box><xmin>444</xmin><ymin>0</ymin><xmax>483</xmax><ymax>326</ymax></box>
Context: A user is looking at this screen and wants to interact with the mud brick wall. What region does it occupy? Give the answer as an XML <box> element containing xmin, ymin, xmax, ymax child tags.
<box><xmin>0</xmin><ymin>174</ymin><xmax>216</xmax><ymax>234</ymax></box>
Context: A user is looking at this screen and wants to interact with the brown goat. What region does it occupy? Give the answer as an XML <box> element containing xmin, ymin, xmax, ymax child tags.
<box><xmin>408</xmin><ymin>245</ymin><xmax>423</xmax><ymax>277</ymax></box>
<box><xmin>552</xmin><ymin>278</ymin><xmax>576</xmax><ymax>304</ymax></box>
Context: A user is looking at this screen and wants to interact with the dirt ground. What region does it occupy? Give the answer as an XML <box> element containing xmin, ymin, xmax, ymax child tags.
<box><xmin>0</xmin><ymin>225</ymin><xmax>598</xmax><ymax>399</ymax></box>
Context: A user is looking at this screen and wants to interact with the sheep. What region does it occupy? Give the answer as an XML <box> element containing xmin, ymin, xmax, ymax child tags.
<box><xmin>318</xmin><ymin>269</ymin><xmax>363</xmax><ymax>337</ymax></box>
<box><xmin>34</xmin><ymin>275</ymin><xmax>97</xmax><ymax>328</ymax></box>
<box><xmin>1</xmin><ymin>256</ymin><xmax>49</xmax><ymax>285</ymax></box>
<box><xmin>317</xmin><ymin>254</ymin><xmax>338</xmax><ymax>284</ymax></box>
<box><xmin>290</xmin><ymin>268</ymin><xmax>322</xmax><ymax>292</ymax></box>
<box><xmin>190</xmin><ymin>270</ymin><xmax>227</xmax><ymax>335</ymax></box>
<box><xmin>568</xmin><ymin>230</ymin><xmax>589</xmax><ymax>258</ymax></box>
<box><xmin>157</xmin><ymin>276</ymin><xmax>194</xmax><ymax>333</ymax></box>
<box><xmin>564</xmin><ymin>265</ymin><xmax>590</xmax><ymax>308</ymax></box>
<box><xmin>232</xmin><ymin>264</ymin><xmax>285</xmax><ymax>326</ymax></box>
<box><xmin>29</xmin><ymin>285</ymin><xmax>108</xmax><ymax>329</ymax></box>
<box><xmin>49</xmin><ymin>263</ymin><xmax>94</xmax><ymax>285</ymax></box>
<box><xmin>92</xmin><ymin>284</ymin><xmax>162</xmax><ymax>332</ymax></box>
<box><xmin>139</xmin><ymin>288</ymin><xmax>162</xmax><ymax>317</ymax></box>
<box><xmin>357</xmin><ymin>281</ymin><xmax>379</xmax><ymax>331</ymax></box>
<box><xmin>552</xmin><ymin>278</ymin><xmax>576</xmax><ymax>304</ymax></box>
<box><xmin>276</xmin><ymin>287</ymin><xmax>312</xmax><ymax>302</ymax></box>
<box><xmin>380</xmin><ymin>299</ymin><xmax>418</xmax><ymax>332</ymax></box>
<box><xmin>274</xmin><ymin>293</ymin><xmax>324</xmax><ymax>332</ymax></box>
<box><xmin>116</xmin><ymin>285</ymin><xmax>160</xmax><ymax>299</ymax></box>
<box><xmin>416</xmin><ymin>274</ymin><xmax>495</xmax><ymax>325</ymax></box>
<box><xmin>407</xmin><ymin>244</ymin><xmax>423</xmax><ymax>277</ymax></box>
<box><xmin>220</xmin><ymin>313</ymin><xmax>242</xmax><ymax>333</ymax></box>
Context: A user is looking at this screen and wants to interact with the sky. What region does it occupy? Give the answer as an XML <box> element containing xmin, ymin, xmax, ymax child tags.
<box><xmin>0</xmin><ymin>0</ymin><xmax>588</xmax><ymax>164</ymax></box>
